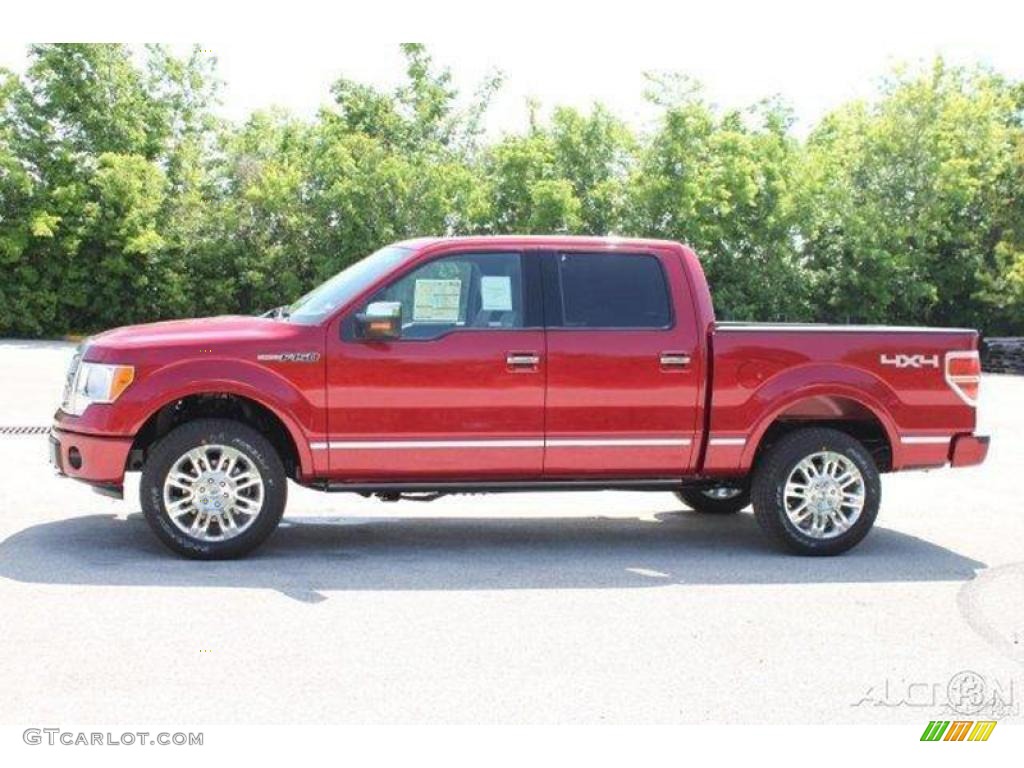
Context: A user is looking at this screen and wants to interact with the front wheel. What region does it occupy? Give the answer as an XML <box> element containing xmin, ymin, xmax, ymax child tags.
<box><xmin>141</xmin><ymin>418</ymin><xmax>287</xmax><ymax>559</ymax></box>
<box><xmin>751</xmin><ymin>427</ymin><xmax>880</xmax><ymax>555</ymax></box>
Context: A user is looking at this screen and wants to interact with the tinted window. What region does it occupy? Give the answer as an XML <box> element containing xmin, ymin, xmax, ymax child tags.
<box><xmin>556</xmin><ymin>252</ymin><xmax>671</xmax><ymax>328</ymax></box>
<box><xmin>364</xmin><ymin>252</ymin><xmax>524</xmax><ymax>340</ymax></box>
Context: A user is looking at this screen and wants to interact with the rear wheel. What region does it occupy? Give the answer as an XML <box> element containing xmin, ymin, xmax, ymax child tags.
<box><xmin>676</xmin><ymin>484</ymin><xmax>750</xmax><ymax>514</ymax></box>
<box><xmin>141</xmin><ymin>418</ymin><xmax>287</xmax><ymax>559</ymax></box>
<box><xmin>751</xmin><ymin>427</ymin><xmax>880</xmax><ymax>555</ymax></box>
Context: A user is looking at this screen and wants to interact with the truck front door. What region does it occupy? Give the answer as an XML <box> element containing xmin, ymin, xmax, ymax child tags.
<box><xmin>325</xmin><ymin>249</ymin><xmax>545</xmax><ymax>481</ymax></box>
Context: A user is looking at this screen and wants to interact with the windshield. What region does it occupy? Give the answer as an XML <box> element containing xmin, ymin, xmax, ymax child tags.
<box><xmin>286</xmin><ymin>245</ymin><xmax>412</xmax><ymax>323</ymax></box>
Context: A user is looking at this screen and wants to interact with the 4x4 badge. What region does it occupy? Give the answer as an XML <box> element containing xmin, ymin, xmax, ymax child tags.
<box><xmin>880</xmin><ymin>354</ymin><xmax>939</xmax><ymax>369</ymax></box>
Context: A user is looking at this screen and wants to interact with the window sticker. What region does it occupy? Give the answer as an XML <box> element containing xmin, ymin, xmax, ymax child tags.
<box><xmin>480</xmin><ymin>276</ymin><xmax>513</xmax><ymax>311</ymax></box>
<box><xmin>413</xmin><ymin>279</ymin><xmax>462</xmax><ymax>322</ymax></box>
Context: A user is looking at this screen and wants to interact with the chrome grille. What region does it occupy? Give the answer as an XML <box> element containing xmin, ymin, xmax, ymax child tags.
<box><xmin>61</xmin><ymin>350</ymin><xmax>82</xmax><ymax>411</ymax></box>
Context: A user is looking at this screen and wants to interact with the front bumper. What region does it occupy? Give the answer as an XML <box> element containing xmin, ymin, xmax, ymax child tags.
<box><xmin>950</xmin><ymin>433</ymin><xmax>990</xmax><ymax>468</ymax></box>
<box><xmin>49</xmin><ymin>426</ymin><xmax>133</xmax><ymax>494</ymax></box>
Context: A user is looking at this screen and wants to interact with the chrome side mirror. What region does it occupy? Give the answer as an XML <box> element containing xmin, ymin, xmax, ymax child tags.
<box><xmin>356</xmin><ymin>301</ymin><xmax>402</xmax><ymax>340</ymax></box>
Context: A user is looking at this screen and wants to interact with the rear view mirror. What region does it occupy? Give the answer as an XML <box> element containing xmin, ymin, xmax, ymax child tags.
<box><xmin>356</xmin><ymin>301</ymin><xmax>402</xmax><ymax>340</ymax></box>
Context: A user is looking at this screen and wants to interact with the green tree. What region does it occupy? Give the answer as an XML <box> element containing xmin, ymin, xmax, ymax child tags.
<box><xmin>481</xmin><ymin>103</ymin><xmax>632</xmax><ymax>235</ymax></box>
<box><xmin>1</xmin><ymin>45</ymin><xmax>1023</xmax><ymax>338</ymax></box>
<box><xmin>628</xmin><ymin>76</ymin><xmax>808</xmax><ymax>320</ymax></box>
<box><xmin>196</xmin><ymin>109</ymin><xmax>317</xmax><ymax>315</ymax></box>
<box><xmin>800</xmin><ymin>60</ymin><xmax>1022</xmax><ymax>328</ymax></box>
<box><xmin>0</xmin><ymin>44</ymin><xmax>219</xmax><ymax>333</ymax></box>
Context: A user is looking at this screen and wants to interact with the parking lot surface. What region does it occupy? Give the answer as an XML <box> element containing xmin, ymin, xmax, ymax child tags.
<box><xmin>0</xmin><ymin>339</ymin><xmax>1020</xmax><ymax>723</ymax></box>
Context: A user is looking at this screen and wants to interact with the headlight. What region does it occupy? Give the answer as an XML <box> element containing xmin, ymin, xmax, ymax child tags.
<box><xmin>62</xmin><ymin>360</ymin><xmax>135</xmax><ymax>416</ymax></box>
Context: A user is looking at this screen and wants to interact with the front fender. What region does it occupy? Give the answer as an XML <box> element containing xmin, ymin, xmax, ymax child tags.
<box><xmin>62</xmin><ymin>357</ymin><xmax>323</xmax><ymax>478</ymax></box>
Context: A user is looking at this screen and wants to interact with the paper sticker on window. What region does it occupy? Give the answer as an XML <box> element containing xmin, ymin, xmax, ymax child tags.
<box><xmin>413</xmin><ymin>279</ymin><xmax>462</xmax><ymax>322</ymax></box>
<box><xmin>480</xmin><ymin>276</ymin><xmax>513</xmax><ymax>311</ymax></box>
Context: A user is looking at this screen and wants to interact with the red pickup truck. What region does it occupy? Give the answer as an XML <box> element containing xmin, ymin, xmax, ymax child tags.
<box><xmin>50</xmin><ymin>236</ymin><xmax>989</xmax><ymax>559</ymax></box>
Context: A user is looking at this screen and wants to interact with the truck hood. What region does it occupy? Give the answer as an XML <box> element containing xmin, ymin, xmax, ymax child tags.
<box><xmin>85</xmin><ymin>315</ymin><xmax>306</xmax><ymax>354</ymax></box>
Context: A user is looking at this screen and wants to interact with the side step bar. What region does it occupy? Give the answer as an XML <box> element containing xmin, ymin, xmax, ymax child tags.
<box><xmin>317</xmin><ymin>478</ymin><xmax>685</xmax><ymax>494</ymax></box>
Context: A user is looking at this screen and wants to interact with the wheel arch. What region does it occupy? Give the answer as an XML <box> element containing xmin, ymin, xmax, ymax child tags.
<box><xmin>743</xmin><ymin>384</ymin><xmax>900</xmax><ymax>474</ymax></box>
<box><xmin>129</xmin><ymin>390</ymin><xmax>313</xmax><ymax>480</ymax></box>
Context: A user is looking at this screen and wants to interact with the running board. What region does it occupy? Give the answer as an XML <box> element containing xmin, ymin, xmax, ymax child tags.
<box><xmin>317</xmin><ymin>478</ymin><xmax>685</xmax><ymax>494</ymax></box>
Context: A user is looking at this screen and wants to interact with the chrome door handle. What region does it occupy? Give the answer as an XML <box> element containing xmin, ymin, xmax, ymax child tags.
<box><xmin>507</xmin><ymin>352</ymin><xmax>540</xmax><ymax>368</ymax></box>
<box><xmin>660</xmin><ymin>352</ymin><xmax>691</xmax><ymax>367</ymax></box>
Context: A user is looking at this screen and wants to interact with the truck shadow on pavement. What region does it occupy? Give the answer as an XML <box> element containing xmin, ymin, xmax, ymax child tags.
<box><xmin>0</xmin><ymin>509</ymin><xmax>986</xmax><ymax>603</ymax></box>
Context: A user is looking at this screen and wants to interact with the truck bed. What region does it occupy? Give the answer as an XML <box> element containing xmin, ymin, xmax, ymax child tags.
<box><xmin>703</xmin><ymin>322</ymin><xmax>980</xmax><ymax>474</ymax></box>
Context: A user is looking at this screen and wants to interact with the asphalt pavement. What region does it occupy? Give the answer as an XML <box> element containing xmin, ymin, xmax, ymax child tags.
<box><xmin>0</xmin><ymin>339</ymin><xmax>1020</xmax><ymax>724</ymax></box>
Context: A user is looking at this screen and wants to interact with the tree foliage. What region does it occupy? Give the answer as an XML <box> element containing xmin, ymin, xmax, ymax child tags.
<box><xmin>1</xmin><ymin>45</ymin><xmax>1022</xmax><ymax>337</ymax></box>
<box><xmin>801</xmin><ymin>61</ymin><xmax>1023</xmax><ymax>327</ymax></box>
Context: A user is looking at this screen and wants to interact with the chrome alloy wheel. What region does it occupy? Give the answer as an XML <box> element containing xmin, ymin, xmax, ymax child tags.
<box><xmin>783</xmin><ymin>451</ymin><xmax>865</xmax><ymax>539</ymax></box>
<box><xmin>163</xmin><ymin>444</ymin><xmax>265</xmax><ymax>541</ymax></box>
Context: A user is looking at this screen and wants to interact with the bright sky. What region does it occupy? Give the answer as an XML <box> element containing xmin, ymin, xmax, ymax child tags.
<box><xmin>2</xmin><ymin>1</ymin><xmax>1022</xmax><ymax>137</ymax></box>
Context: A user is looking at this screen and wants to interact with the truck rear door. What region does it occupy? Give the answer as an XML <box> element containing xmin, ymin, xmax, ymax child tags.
<box><xmin>541</xmin><ymin>247</ymin><xmax>703</xmax><ymax>476</ymax></box>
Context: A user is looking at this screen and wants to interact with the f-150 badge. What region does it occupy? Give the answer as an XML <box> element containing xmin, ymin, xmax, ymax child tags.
<box><xmin>880</xmin><ymin>354</ymin><xmax>939</xmax><ymax>368</ymax></box>
<box><xmin>257</xmin><ymin>352</ymin><xmax>320</xmax><ymax>363</ymax></box>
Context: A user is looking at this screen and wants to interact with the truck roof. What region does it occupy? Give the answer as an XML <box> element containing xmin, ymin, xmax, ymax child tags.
<box><xmin>395</xmin><ymin>235</ymin><xmax>688</xmax><ymax>251</ymax></box>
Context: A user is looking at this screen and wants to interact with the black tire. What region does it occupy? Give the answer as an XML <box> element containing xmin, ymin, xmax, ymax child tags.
<box><xmin>141</xmin><ymin>418</ymin><xmax>287</xmax><ymax>559</ymax></box>
<box><xmin>751</xmin><ymin>427</ymin><xmax>880</xmax><ymax>556</ymax></box>
<box><xmin>676</xmin><ymin>485</ymin><xmax>750</xmax><ymax>514</ymax></box>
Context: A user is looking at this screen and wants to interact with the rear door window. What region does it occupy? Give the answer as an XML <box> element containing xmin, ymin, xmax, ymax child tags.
<box><xmin>554</xmin><ymin>252</ymin><xmax>672</xmax><ymax>329</ymax></box>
